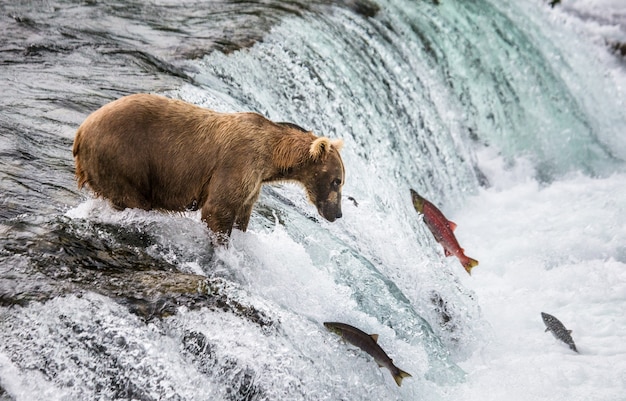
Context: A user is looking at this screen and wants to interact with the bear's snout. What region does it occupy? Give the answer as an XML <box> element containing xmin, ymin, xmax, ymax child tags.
<box><xmin>318</xmin><ymin>201</ymin><xmax>342</xmax><ymax>222</ymax></box>
<box><xmin>324</xmin><ymin>211</ymin><xmax>342</xmax><ymax>222</ymax></box>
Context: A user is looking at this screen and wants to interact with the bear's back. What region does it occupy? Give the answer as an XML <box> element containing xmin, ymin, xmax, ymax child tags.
<box><xmin>74</xmin><ymin>94</ymin><xmax>285</xmax><ymax>211</ymax></box>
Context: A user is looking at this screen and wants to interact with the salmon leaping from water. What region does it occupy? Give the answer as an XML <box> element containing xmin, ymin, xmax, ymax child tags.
<box><xmin>324</xmin><ymin>322</ymin><xmax>412</xmax><ymax>386</ymax></box>
<box><xmin>541</xmin><ymin>312</ymin><xmax>578</xmax><ymax>353</ymax></box>
<box><xmin>410</xmin><ymin>189</ymin><xmax>478</xmax><ymax>275</ymax></box>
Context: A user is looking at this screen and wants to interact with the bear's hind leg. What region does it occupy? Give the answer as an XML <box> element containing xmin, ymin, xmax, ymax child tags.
<box><xmin>109</xmin><ymin>193</ymin><xmax>152</xmax><ymax>211</ymax></box>
<box><xmin>86</xmin><ymin>165</ymin><xmax>152</xmax><ymax>211</ymax></box>
<box><xmin>104</xmin><ymin>180</ymin><xmax>152</xmax><ymax>211</ymax></box>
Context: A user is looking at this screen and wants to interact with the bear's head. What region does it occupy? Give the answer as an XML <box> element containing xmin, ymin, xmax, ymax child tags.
<box><xmin>273</xmin><ymin>129</ymin><xmax>345</xmax><ymax>223</ymax></box>
<box><xmin>302</xmin><ymin>137</ymin><xmax>345</xmax><ymax>222</ymax></box>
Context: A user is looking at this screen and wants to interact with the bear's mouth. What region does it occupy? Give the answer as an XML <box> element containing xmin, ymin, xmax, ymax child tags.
<box><xmin>324</xmin><ymin>214</ymin><xmax>337</xmax><ymax>222</ymax></box>
<box><xmin>317</xmin><ymin>201</ymin><xmax>342</xmax><ymax>222</ymax></box>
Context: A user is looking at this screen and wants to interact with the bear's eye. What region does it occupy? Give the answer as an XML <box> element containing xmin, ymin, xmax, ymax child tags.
<box><xmin>331</xmin><ymin>178</ymin><xmax>342</xmax><ymax>189</ymax></box>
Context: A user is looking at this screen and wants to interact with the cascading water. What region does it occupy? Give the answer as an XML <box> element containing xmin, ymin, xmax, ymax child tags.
<box><xmin>1</xmin><ymin>0</ymin><xmax>625</xmax><ymax>400</ymax></box>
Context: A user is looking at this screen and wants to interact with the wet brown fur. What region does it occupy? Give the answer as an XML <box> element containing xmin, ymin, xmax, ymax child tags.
<box><xmin>73</xmin><ymin>94</ymin><xmax>345</xmax><ymax>240</ymax></box>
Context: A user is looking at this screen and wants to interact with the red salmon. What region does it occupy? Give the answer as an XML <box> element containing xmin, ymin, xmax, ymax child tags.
<box><xmin>410</xmin><ymin>189</ymin><xmax>478</xmax><ymax>275</ymax></box>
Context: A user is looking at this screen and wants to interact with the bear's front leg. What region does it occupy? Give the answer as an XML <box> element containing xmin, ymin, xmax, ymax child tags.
<box><xmin>201</xmin><ymin>201</ymin><xmax>236</xmax><ymax>243</ymax></box>
<box><xmin>202</xmin><ymin>172</ymin><xmax>261</xmax><ymax>242</ymax></box>
<box><xmin>234</xmin><ymin>203</ymin><xmax>254</xmax><ymax>232</ymax></box>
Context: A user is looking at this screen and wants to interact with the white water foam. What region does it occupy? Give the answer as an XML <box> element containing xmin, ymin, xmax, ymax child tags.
<box><xmin>446</xmin><ymin>154</ymin><xmax>626</xmax><ymax>401</ymax></box>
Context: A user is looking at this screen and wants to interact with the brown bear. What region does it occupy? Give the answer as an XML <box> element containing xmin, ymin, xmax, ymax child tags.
<box><xmin>73</xmin><ymin>93</ymin><xmax>345</xmax><ymax>241</ymax></box>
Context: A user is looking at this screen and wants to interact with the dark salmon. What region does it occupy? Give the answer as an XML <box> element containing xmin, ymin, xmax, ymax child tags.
<box><xmin>324</xmin><ymin>322</ymin><xmax>412</xmax><ymax>386</ymax></box>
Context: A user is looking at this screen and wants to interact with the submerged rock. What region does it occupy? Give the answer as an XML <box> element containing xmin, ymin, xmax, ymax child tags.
<box><xmin>0</xmin><ymin>385</ymin><xmax>15</xmax><ymax>401</ymax></box>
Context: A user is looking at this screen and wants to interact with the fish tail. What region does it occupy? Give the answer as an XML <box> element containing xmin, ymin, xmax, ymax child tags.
<box><xmin>463</xmin><ymin>257</ymin><xmax>479</xmax><ymax>275</ymax></box>
<box><xmin>393</xmin><ymin>369</ymin><xmax>412</xmax><ymax>386</ymax></box>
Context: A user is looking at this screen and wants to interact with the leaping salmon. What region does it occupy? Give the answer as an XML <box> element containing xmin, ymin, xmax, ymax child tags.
<box><xmin>410</xmin><ymin>189</ymin><xmax>478</xmax><ymax>275</ymax></box>
<box><xmin>323</xmin><ymin>322</ymin><xmax>412</xmax><ymax>386</ymax></box>
<box><xmin>541</xmin><ymin>312</ymin><xmax>578</xmax><ymax>353</ymax></box>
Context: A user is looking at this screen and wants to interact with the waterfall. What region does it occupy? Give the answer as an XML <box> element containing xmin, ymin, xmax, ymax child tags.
<box><xmin>1</xmin><ymin>0</ymin><xmax>625</xmax><ymax>400</ymax></box>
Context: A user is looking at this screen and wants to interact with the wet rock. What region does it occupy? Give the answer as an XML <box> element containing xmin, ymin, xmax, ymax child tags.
<box><xmin>0</xmin><ymin>217</ymin><xmax>276</xmax><ymax>329</ymax></box>
<box><xmin>181</xmin><ymin>330</ymin><xmax>216</xmax><ymax>374</ymax></box>
<box><xmin>335</xmin><ymin>0</ymin><xmax>380</xmax><ymax>18</ymax></box>
<box><xmin>226</xmin><ymin>367</ymin><xmax>265</xmax><ymax>401</ymax></box>
<box><xmin>0</xmin><ymin>384</ymin><xmax>16</xmax><ymax>401</ymax></box>
<box><xmin>609</xmin><ymin>41</ymin><xmax>626</xmax><ymax>58</ymax></box>
<box><xmin>429</xmin><ymin>291</ymin><xmax>465</xmax><ymax>346</ymax></box>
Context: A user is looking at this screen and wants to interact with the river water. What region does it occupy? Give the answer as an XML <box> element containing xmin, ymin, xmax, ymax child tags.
<box><xmin>1</xmin><ymin>0</ymin><xmax>625</xmax><ymax>400</ymax></box>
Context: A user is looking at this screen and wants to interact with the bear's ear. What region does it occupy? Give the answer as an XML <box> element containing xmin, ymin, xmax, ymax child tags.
<box><xmin>310</xmin><ymin>137</ymin><xmax>343</xmax><ymax>160</ymax></box>
<box><xmin>331</xmin><ymin>138</ymin><xmax>344</xmax><ymax>152</ymax></box>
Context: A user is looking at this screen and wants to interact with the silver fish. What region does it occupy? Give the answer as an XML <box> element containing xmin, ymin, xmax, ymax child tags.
<box><xmin>541</xmin><ymin>312</ymin><xmax>578</xmax><ymax>353</ymax></box>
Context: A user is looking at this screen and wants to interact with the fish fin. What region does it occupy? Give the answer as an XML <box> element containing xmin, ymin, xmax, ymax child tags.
<box><xmin>545</xmin><ymin>328</ymin><xmax>550</xmax><ymax>333</ymax></box>
<box><xmin>370</xmin><ymin>334</ymin><xmax>379</xmax><ymax>342</ymax></box>
<box><xmin>393</xmin><ymin>369</ymin><xmax>412</xmax><ymax>387</ymax></box>
<box><xmin>449</xmin><ymin>221</ymin><xmax>457</xmax><ymax>231</ymax></box>
<box><xmin>568</xmin><ymin>330</ymin><xmax>572</xmax><ymax>334</ymax></box>
<box><xmin>463</xmin><ymin>258</ymin><xmax>479</xmax><ymax>275</ymax></box>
